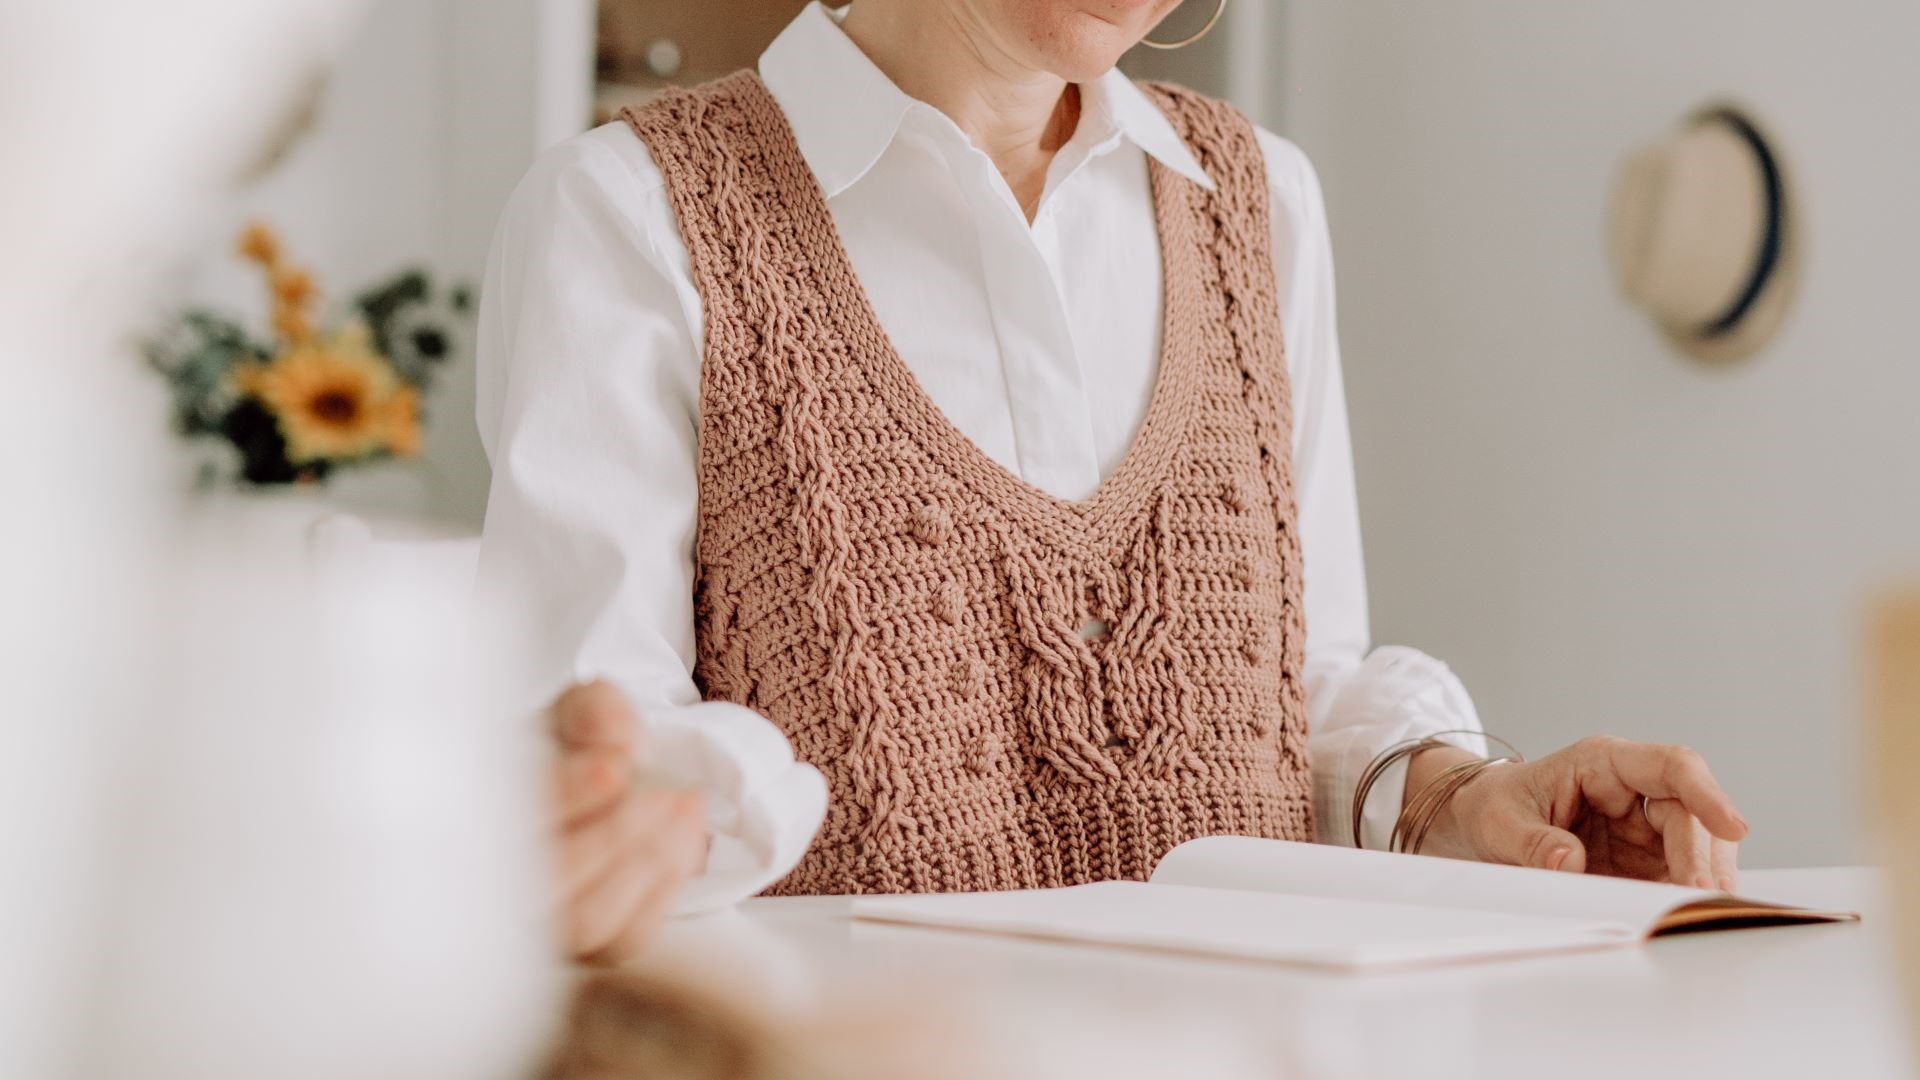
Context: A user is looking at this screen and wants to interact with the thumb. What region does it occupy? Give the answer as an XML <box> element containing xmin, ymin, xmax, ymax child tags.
<box><xmin>550</xmin><ymin>680</ymin><xmax>640</xmax><ymax>753</ymax></box>
<box><xmin>1514</xmin><ymin>822</ymin><xmax>1587</xmax><ymax>873</ymax></box>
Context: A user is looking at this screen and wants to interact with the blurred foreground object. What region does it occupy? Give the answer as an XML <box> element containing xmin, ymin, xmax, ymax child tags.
<box><xmin>76</xmin><ymin>504</ymin><xmax>563</xmax><ymax>1080</ymax></box>
<box><xmin>548</xmin><ymin>965</ymin><xmax>1270</xmax><ymax>1080</ymax></box>
<box><xmin>549</xmin><ymin>971</ymin><xmax>986</xmax><ymax>1080</ymax></box>
<box><xmin>1610</xmin><ymin>103</ymin><xmax>1802</xmax><ymax>364</ymax></box>
<box><xmin>0</xmin><ymin>3</ymin><xmax>550</xmax><ymax>1079</ymax></box>
<box><xmin>1871</xmin><ymin>587</ymin><xmax>1920</xmax><ymax>1060</ymax></box>
<box><xmin>147</xmin><ymin>221</ymin><xmax>471</xmax><ymax>487</ymax></box>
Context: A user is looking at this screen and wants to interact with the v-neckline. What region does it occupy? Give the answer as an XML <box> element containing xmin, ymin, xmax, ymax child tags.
<box><xmin>741</xmin><ymin>73</ymin><xmax>1209</xmax><ymax>558</ymax></box>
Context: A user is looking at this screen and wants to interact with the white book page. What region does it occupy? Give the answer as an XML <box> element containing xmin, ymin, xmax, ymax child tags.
<box><xmin>1151</xmin><ymin>837</ymin><xmax>1721</xmax><ymax>936</ymax></box>
<box><xmin>852</xmin><ymin>882</ymin><xmax>1635</xmax><ymax>972</ymax></box>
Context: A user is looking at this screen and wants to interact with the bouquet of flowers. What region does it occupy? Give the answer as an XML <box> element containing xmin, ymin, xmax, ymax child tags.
<box><xmin>147</xmin><ymin>222</ymin><xmax>471</xmax><ymax>486</ymax></box>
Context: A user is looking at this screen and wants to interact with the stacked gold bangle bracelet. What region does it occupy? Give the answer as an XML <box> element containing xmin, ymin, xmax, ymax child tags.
<box><xmin>1349</xmin><ymin>730</ymin><xmax>1524</xmax><ymax>854</ymax></box>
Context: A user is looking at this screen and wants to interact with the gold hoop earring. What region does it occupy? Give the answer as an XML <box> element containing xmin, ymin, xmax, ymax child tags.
<box><xmin>1139</xmin><ymin>0</ymin><xmax>1227</xmax><ymax>50</ymax></box>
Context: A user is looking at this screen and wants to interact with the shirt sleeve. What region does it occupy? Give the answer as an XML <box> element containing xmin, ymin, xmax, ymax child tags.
<box><xmin>1256</xmin><ymin>127</ymin><xmax>1489</xmax><ymax>851</ymax></box>
<box><xmin>476</xmin><ymin>128</ymin><xmax>702</xmax><ymax>713</ymax></box>
<box><xmin>475</xmin><ymin>126</ymin><xmax>825</xmax><ymax>911</ymax></box>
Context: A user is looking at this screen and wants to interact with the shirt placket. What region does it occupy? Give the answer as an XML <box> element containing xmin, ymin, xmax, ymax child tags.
<box><xmin>935</xmin><ymin>136</ymin><xmax>1102</xmax><ymax>502</ymax></box>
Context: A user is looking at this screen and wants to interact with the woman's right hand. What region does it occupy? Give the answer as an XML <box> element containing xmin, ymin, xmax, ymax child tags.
<box><xmin>549</xmin><ymin>681</ymin><xmax>707</xmax><ymax>966</ymax></box>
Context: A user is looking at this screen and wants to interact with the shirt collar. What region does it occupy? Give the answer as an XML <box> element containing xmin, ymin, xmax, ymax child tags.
<box><xmin>759</xmin><ymin>2</ymin><xmax>1217</xmax><ymax>198</ymax></box>
<box><xmin>1081</xmin><ymin>67</ymin><xmax>1216</xmax><ymax>191</ymax></box>
<box><xmin>758</xmin><ymin>3</ymin><xmax>916</xmax><ymax>199</ymax></box>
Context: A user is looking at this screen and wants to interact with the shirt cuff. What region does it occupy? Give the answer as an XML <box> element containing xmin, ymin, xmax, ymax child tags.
<box><xmin>631</xmin><ymin>698</ymin><xmax>828</xmax><ymax>914</ymax></box>
<box><xmin>1308</xmin><ymin>646</ymin><xmax>1487</xmax><ymax>852</ymax></box>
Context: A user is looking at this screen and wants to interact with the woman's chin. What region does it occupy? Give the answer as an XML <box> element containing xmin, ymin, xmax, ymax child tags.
<box><xmin>996</xmin><ymin>6</ymin><xmax>1146</xmax><ymax>82</ymax></box>
<box><xmin>1036</xmin><ymin>27</ymin><xmax>1138</xmax><ymax>82</ymax></box>
<box><xmin>1053</xmin><ymin>53</ymin><xmax>1131</xmax><ymax>84</ymax></box>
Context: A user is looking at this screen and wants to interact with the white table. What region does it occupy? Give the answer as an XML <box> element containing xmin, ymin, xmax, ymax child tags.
<box><xmin>654</xmin><ymin>868</ymin><xmax>1915</xmax><ymax>1080</ymax></box>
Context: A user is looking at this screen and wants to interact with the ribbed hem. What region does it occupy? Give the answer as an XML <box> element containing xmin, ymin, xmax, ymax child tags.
<box><xmin>765</xmin><ymin>773</ymin><xmax>1314</xmax><ymax>896</ymax></box>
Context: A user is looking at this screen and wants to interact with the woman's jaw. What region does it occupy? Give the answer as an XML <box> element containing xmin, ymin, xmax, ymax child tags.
<box><xmin>851</xmin><ymin>0</ymin><xmax>1186</xmax><ymax>85</ymax></box>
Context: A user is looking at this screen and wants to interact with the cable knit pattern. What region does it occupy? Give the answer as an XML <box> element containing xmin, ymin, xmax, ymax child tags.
<box><xmin>621</xmin><ymin>72</ymin><xmax>1312</xmax><ymax>896</ymax></box>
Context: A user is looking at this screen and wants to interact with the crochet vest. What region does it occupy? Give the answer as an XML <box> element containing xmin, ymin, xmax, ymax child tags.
<box><xmin>622</xmin><ymin>72</ymin><xmax>1313</xmax><ymax>895</ymax></box>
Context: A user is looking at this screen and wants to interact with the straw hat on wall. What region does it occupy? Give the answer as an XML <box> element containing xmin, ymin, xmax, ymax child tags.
<box><xmin>1610</xmin><ymin>104</ymin><xmax>1802</xmax><ymax>364</ymax></box>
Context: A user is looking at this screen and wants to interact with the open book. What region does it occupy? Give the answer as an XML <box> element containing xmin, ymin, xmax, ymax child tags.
<box><xmin>850</xmin><ymin>837</ymin><xmax>1859</xmax><ymax>972</ymax></box>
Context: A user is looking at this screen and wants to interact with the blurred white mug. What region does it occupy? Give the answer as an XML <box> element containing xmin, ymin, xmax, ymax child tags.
<box><xmin>77</xmin><ymin>505</ymin><xmax>565</xmax><ymax>1080</ymax></box>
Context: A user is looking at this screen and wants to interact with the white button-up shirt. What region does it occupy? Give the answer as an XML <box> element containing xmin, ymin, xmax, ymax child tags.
<box><xmin>476</xmin><ymin>2</ymin><xmax>1483</xmax><ymax>897</ymax></box>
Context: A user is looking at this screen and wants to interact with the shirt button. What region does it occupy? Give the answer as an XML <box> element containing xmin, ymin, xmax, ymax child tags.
<box><xmin>1080</xmin><ymin>618</ymin><xmax>1110</xmax><ymax>641</ymax></box>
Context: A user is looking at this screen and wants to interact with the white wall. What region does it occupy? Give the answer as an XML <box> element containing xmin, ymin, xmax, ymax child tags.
<box><xmin>1276</xmin><ymin>1</ymin><xmax>1920</xmax><ymax>866</ymax></box>
<box><xmin>434</xmin><ymin>0</ymin><xmax>595</xmax><ymax>523</ymax></box>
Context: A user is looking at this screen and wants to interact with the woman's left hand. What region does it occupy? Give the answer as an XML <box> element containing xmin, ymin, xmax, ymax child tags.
<box><xmin>1418</xmin><ymin>736</ymin><xmax>1750</xmax><ymax>891</ymax></box>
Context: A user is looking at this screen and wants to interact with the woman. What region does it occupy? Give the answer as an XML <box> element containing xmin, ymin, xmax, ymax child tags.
<box><xmin>478</xmin><ymin>0</ymin><xmax>1748</xmax><ymax>964</ymax></box>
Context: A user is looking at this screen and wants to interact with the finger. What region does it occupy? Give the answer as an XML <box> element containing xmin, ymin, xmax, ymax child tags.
<box><xmin>617</xmin><ymin>809</ymin><xmax>707</xmax><ymax>938</ymax></box>
<box><xmin>552</xmin><ymin>748</ymin><xmax>631</xmax><ymax>826</ymax></box>
<box><xmin>562</xmin><ymin>794</ymin><xmax>700</xmax><ymax>959</ymax></box>
<box><xmin>566</xmin><ymin>837</ymin><xmax>664</xmax><ymax>961</ymax></box>
<box><xmin>1711</xmin><ymin>837</ymin><xmax>1740</xmax><ymax>893</ymax></box>
<box><xmin>594</xmin><ymin>821</ymin><xmax>707</xmax><ymax>965</ymax></box>
<box><xmin>1615</xmin><ymin>793</ymin><xmax>1663</xmax><ymax>850</ymax></box>
<box><xmin>572</xmin><ymin>797</ymin><xmax>706</xmax><ymax>964</ymax></box>
<box><xmin>1505</xmin><ymin>812</ymin><xmax>1588</xmax><ymax>874</ymax></box>
<box><xmin>550</xmin><ymin>680</ymin><xmax>638</xmax><ymax>753</ymax></box>
<box><xmin>1650</xmin><ymin>800</ymin><xmax>1715</xmax><ymax>888</ymax></box>
<box><xmin>558</xmin><ymin>789</ymin><xmax>684</xmax><ymax>897</ymax></box>
<box><xmin>1592</xmin><ymin>739</ymin><xmax>1748</xmax><ymax>842</ymax></box>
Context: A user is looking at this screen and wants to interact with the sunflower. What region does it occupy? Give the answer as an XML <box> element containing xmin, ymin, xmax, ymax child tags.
<box><xmin>271</xmin><ymin>266</ymin><xmax>317</xmax><ymax>311</ymax></box>
<box><xmin>236</xmin><ymin>222</ymin><xmax>281</xmax><ymax>267</ymax></box>
<box><xmin>268</xmin><ymin>261</ymin><xmax>319</xmax><ymax>346</ymax></box>
<box><xmin>235</xmin><ymin>325</ymin><xmax>414</xmax><ymax>463</ymax></box>
<box><xmin>235</xmin><ymin>222</ymin><xmax>321</xmax><ymax>346</ymax></box>
<box><xmin>382</xmin><ymin>385</ymin><xmax>422</xmax><ymax>458</ymax></box>
<box><xmin>272</xmin><ymin>306</ymin><xmax>315</xmax><ymax>346</ymax></box>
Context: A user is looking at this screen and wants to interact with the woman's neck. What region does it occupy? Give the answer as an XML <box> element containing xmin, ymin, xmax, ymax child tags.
<box><xmin>839</xmin><ymin>1</ymin><xmax>1080</xmax><ymax>220</ymax></box>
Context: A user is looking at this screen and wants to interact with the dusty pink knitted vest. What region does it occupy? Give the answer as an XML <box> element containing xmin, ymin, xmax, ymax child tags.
<box><xmin>623</xmin><ymin>72</ymin><xmax>1312</xmax><ymax>895</ymax></box>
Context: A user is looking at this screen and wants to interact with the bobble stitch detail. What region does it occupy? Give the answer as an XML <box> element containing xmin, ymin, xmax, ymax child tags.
<box><xmin>1242</xmin><ymin>626</ymin><xmax>1270</xmax><ymax>664</ymax></box>
<box><xmin>1232</xmin><ymin>557</ymin><xmax>1256</xmax><ymax>589</ymax></box>
<box><xmin>966</xmin><ymin>735</ymin><xmax>1002</xmax><ymax>776</ymax></box>
<box><xmin>932</xmin><ymin>579</ymin><xmax>964</xmax><ymax>626</ymax></box>
<box><xmin>910</xmin><ymin>503</ymin><xmax>952</xmax><ymax>547</ymax></box>
<box><xmin>950</xmin><ymin>658</ymin><xmax>985</xmax><ymax>699</ymax></box>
